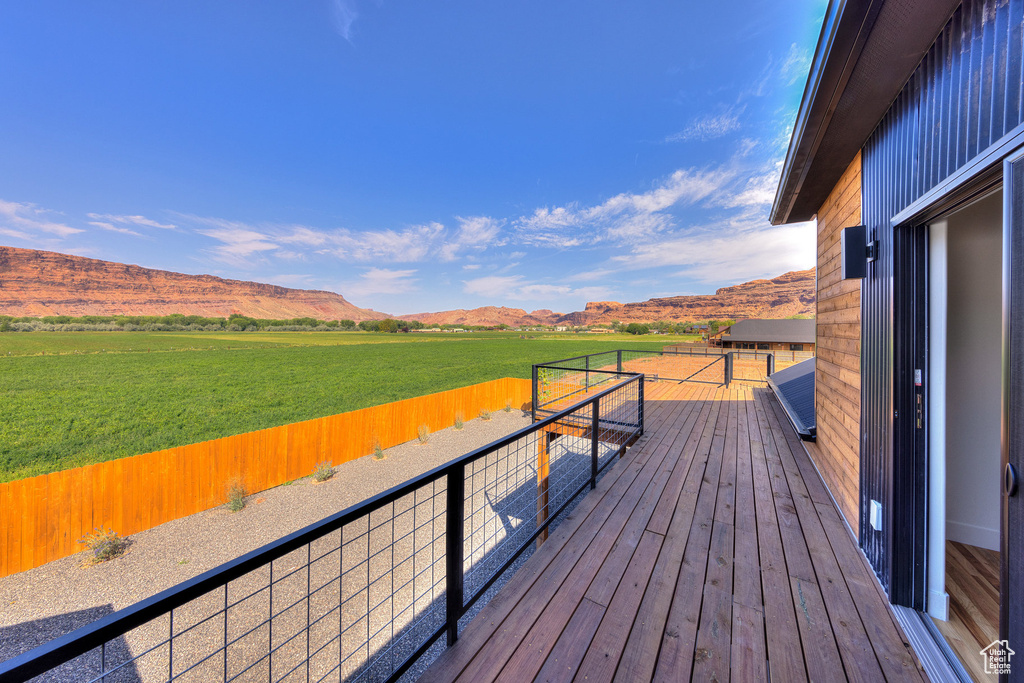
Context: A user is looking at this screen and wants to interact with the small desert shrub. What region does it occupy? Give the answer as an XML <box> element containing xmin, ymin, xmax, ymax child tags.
<box><xmin>373</xmin><ymin>438</ymin><xmax>385</xmax><ymax>460</ymax></box>
<box><xmin>312</xmin><ymin>460</ymin><xmax>334</xmax><ymax>482</ymax></box>
<box><xmin>226</xmin><ymin>479</ymin><xmax>247</xmax><ymax>512</ymax></box>
<box><xmin>417</xmin><ymin>424</ymin><xmax>430</xmax><ymax>444</ymax></box>
<box><xmin>453</xmin><ymin>413</ymin><xmax>464</xmax><ymax>430</ymax></box>
<box><xmin>504</xmin><ymin>400</ymin><xmax>513</xmax><ymax>413</ymax></box>
<box><xmin>479</xmin><ymin>408</ymin><xmax>492</xmax><ymax>421</ymax></box>
<box><xmin>78</xmin><ymin>527</ymin><xmax>127</xmax><ymax>564</ymax></box>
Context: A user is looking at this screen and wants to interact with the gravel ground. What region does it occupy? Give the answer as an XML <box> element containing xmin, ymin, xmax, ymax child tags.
<box><xmin>0</xmin><ymin>410</ymin><xmax>551</xmax><ymax>681</ymax></box>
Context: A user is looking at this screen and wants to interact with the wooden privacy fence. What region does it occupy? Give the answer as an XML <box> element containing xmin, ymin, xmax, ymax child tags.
<box><xmin>0</xmin><ymin>377</ymin><xmax>531</xmax><ymax>579</ymax></box>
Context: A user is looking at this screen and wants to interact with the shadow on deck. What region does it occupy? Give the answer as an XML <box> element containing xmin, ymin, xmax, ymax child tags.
<box><xmin>420</xmin><ymin>381</ymin><xmax>926</xmax><ymax>682</ymax></box>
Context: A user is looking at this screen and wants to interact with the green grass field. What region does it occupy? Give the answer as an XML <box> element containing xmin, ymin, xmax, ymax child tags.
<box><xmin>0</xmin><ymin>331</ymin><xmax>697</xmax><ymax>481</ymax></box>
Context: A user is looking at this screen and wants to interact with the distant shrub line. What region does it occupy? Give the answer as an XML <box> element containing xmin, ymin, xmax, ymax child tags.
<box><xmin>0</xmin><ymin>313</ymin><xmax>360</xmax><ymax>332</ymax></box>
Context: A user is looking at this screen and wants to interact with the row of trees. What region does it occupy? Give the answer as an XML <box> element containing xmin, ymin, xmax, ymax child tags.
<box><xmin>0</xmin><ymin>313</ymin><xmax>363</xmax><ymax>333</ymax></box>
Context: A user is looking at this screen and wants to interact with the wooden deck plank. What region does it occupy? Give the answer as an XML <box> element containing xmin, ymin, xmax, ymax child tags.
<box><xmin>691</xmin><ymin>520</ymin><xmax>734</xmax><ymax>682</ymax></box>
<box><xmin>730</xmin><ymin>602</ymin><xmax>768</xmax><ymax>683</ymax></box>
<box><xmin>448</xmin><ymin>409</ymin><xmax>686</xmax><ymax>682</ymax></box>
<box><xmin>571</xmin><ymin>530</ymin><xmax>664</xmax><ymax>683</ymax></box>
<box><xmin>611</xmin><ymin>395</ymin><xmax>722</xmax><ymax>682</ymax></box>
<box><xmin>762</xmin><ymin>391</ymin><xmax>925</xmax><ymax>682</ymax></box>
<box><xmin>530</xmin><ymin>598</ymin><xmax>605</xmax><ymax>683</ymax></box>
<box><xmin>421</xmin><ymin>382</ymin><xmax>928</xmax><ymax>683</ymax></box>
<box><xmin>476</xmin><ymin>385</ymin><xmax>710</xmax><ymax>683</ymax></box>
<box><xmin>744</xmin><ymin>394</ymin><xmax>809</xmax><ymax>683</ymax></box>
<box><xmin>495</xmin><ymin>394</ymin><xmax>707</xmax><ymax>682</ymax></box>
<box><xmin>651</xmin><ymin>395</ymin><xmax>733</xmax><ymax>682</ymax></box>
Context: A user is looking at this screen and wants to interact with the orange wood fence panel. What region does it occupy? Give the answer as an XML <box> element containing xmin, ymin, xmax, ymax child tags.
<box><xmin>0</xmin><ymin>377</ymin><xmax>531</xmax><ymax>578</ymax></box>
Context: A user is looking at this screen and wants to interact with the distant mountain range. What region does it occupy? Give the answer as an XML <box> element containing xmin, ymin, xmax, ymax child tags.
<box><xmin>0</xmin><ymin>246</ymin><xmax>384</xmax><ymax>321</ymax></box>
<box><xmin>0</xmin><ymin>245</ymin><xmax>814</xmax><ymax>324</ymax></box>
<box><xmin>400</xmin><ymin>269</ymin><xmax>816</xmax><ymax>326</ymax></box>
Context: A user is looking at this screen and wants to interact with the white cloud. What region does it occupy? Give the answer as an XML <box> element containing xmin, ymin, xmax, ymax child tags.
<box><xmin>184</xmin><ymin>212</ymin><xmax>504</xmax><ymax>267</ymax></box>
<box><xmin>0</xmin><ymin>199</ymin><xmax>83</xmax><ymax>239</ymax></box>
<box><xmin>343</xmin><ymin>268</ymin><xmax>419</xmax><ymax>297</ymax></box>
<box><xmin>513</xmin><ymin>167</ymin><xmax>734</xmax><ymax>248</ymax></box>
<box><xmin>439</xmin><ymin>215</ymin><xmax>504</xmax><ymax>260</ymax></box>
<box><xmin>665</xmin><ymin>112</ymin><xmax>741</xmax><ymax>143</ymax></box>
<box><xmin>332</xmin><ymin>0</ymin><xmax>359</xmax><ymax>42</ymax></box>
<box><xmin>781</xmin><ymin>43</ymin><xmax>812</xmax><ymax>87</ymax></box>
<box><xmin>88</xmin><ymin>221</ymin><xmax>144</xmax><ymax>237</ymax></box>
<box><xmin>463</xmin><ymin>275</ymin><xmax>524</xmax><ymax>298</ymax></box>
<box><xmin>462</xmin><ymin>264</ymin><xmax>482</xmax><ymax>270</ymax></box>
<box><xmin>87</xmin><ymin>213</ymin><xmax>176</xmax><ymax>230</ymax></box>
<box><xmin>462</xmin><ymin>275</ymin><xmax>613</xmax><ymax>303</ymax></box>
<box><xmin>194</xmin><ymin>219</ymin><xmax>281</xmax><ymax>266</ymax></box>
<box><xmin>612</xmin><ymin>220</ymin><xmax>816</xmax><ymax>283</ymax></box>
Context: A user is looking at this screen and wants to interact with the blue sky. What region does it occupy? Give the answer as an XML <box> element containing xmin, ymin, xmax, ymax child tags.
<box><xmin>0</xmin><ymin>1</ymin><xmax>826</xmax><ymax>316</ymax></box>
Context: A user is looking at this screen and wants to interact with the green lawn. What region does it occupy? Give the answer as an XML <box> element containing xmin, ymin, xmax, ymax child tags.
<box><xmin>0</xmin><ymin>331</ymin><xmax>697</xmax><ymax>481</ymax></box>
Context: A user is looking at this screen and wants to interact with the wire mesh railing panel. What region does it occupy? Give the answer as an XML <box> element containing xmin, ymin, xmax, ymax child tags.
<box><xmin>336</xmin><ymin>482</ymin><xmax>448</xmax><ymax>683</ymax></box>
<box><xmin>8</xmin><ymin>361</ymin><xmax>647</xmax><ymax>683</ymax></box>
<box><xmin>618</xmin><ymin>352</ymin><xmax>724</xmax><ymax>384</ymax></box>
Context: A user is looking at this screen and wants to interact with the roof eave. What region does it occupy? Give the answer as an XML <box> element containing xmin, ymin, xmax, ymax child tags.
<box><xmin>770</xmin><ymin>0</ymin><xmax>880</xmax><ymax>226</ymax></box>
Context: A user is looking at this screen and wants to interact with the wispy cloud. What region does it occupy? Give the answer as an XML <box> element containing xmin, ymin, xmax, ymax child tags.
<box><xmin>88</xmin><ymin>221</ymin><xmax>144</xmax><ymax>237</ymax></box>
<box><xmin>439</xmin><ymin>216</ymin><xmax>504</xmax><ymax>261</ymax></box>
<box><xmin>462</xmin><ymin>274</ymin><xmax>613</xmax><ymax>303</ymax></box>
<box><xmin>185</xmin><ymin>213</ymin><xmax>505</xmax><ymax>267</ymax></box>
<box><xmin>342</xmin><ymin>268</ymin><xmax>419</xmax><ymax>297</ymax></box>
<box><xmin>332</xmin><ymin>0</ymin><xmax>359</xmax><ymax>42</ymax></box>
<box><xmin>87</xmin><ymin>213</ymin><xmax>176</xmax><ymax>230</ymax></box>
<box><xmin>0</xmin><ymin>199</ymin><xmax>83</xmax><ymax>240</ymax></box>
<box><xmin>781</xmin><ymin>43</ymin><xmax>812</xmax><ymax>87</ymax></box>
<box><xmin>514</xmin><ymin>167</ymin><xmax>734</xmax><ymax>248</ymax></box>
<box><xmin>612</xmin><ymin>219</ymin><xmax>815</xmax><ymax>284</ymax></box>
<box><xmin>665</xmin><ymin>111</ymin><xmax>741</xmax><ymax>143</ymax></box>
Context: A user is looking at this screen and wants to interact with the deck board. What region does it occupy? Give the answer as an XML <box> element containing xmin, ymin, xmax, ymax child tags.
<box><xmin>421</xmin><ymin>382</ymin><xmax>927</xmax><ymax>682</ymax></box>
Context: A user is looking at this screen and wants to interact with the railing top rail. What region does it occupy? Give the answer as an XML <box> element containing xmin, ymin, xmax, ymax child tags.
<box><xmin>534</xmin><ymin>347</ymin><xmax>740</xmax><ymax>369</ymax></box>
<box><xmin>0</xmin><ymin>371</ymin><xmax>644</xmax><ymax>681</ymax></box>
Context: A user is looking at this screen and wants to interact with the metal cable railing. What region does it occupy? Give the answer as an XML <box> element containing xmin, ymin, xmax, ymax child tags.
<box><xmin>0</xmin><ymin>375</ymin><xmax>644</xmax><ymax>683</ymax></box>
<box><xmin>531</xmin><ymin>349</ymin><xmax>730</xmax><ymax>421</ymax></box>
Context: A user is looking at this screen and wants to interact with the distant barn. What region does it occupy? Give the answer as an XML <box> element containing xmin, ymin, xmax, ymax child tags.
<box><xmin>710</xmin><ymin>318</ymin><xmax>815</xmax><ymax>353</ymax></box>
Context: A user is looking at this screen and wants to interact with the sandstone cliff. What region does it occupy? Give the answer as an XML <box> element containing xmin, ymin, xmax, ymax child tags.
<box><xmin>0</xmin><ymin>246</ymin><xmax>384</xmax><ymax>321</ymax></box>
<box><xmin>400</xmin><ymin>269</ymin><xmax>815</xmax><ymax>327</ymax></box>
<box><xmin>397</xmin><ymin>306</ymin><xmax>562</xmax><ymax>327</ymax></box>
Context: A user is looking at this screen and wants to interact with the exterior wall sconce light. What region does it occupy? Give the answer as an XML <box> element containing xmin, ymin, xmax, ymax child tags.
<box><xmin>841</xmin><ymin>225</ymin><xmax>878</xmax><ymax>279</ymax></box>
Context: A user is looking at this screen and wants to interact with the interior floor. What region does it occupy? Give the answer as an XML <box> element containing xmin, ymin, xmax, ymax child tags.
<box><xmin>931</xmin><ymin>541</ymin><xmax>1000</xmax><ymax>680</ymax></box>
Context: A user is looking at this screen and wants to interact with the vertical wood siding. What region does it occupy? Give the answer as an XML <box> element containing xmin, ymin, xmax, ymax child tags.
<box><xmin>812</xmin><ymin>152</ymin><xmax>863</xmax><ymax>533</ymax></box>
<box><xmin>0</xmin><ymin>377</ymin><xmax>531</xmax><ymax>578</ymax></box>
<box><xmin>860</xmin><ymin>0</ymin><xmax>1024</xmax><ymax>590</ymax></box>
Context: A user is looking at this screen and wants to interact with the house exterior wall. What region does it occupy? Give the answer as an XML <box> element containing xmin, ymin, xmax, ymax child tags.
<box><xmin>812</xmin><ymin>152</ymin><xmax>862</xmax><ymax>532</ymax></box>
<box><xmin>721</xmin><ymin>341</ymin><xmax>816</xmax><ymax>352</ymax></box>
<box><xmin>858</xmin><ymin>0</ymin><xmax>1024</xmax><ymax>595</ymax></box>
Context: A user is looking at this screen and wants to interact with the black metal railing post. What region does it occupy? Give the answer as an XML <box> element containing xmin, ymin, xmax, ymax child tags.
<box><xmin>767</xmin><ymin>353</ymin><xmax>775</xmax><ymax>377</ymax></box>
<box><xmin>617</xmin><ymin>350</ymin><xmax>623</xmax><ymax>373</ymax></box>
<box><xmin>638</xmin><ymin>376</ymin><xmax>645</xmax><ymax>436</ymax></box>
<box><xmin>531</xmin><ymin>364</ymin><xmax>538</xmax><ymax>422</ymax></box>
<box><xmin>590</xmin><ymin>400</ymin><xmax>600</xmax><ymax>489</ymax></box>
<box><xmin>445</xmin><ymin>465</ymin><xmax>466</xmax><ymax>647</ymax></box>
<box><xmin>724</xmin><ymin>352</ymin><xmax>733</xmax><ymax>387</ymax></box>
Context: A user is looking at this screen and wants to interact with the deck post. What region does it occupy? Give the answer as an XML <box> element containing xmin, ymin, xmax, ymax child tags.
<box><xmin>531</xmin><ymin>364</ymin><xmax>538</xmax><ymax>422</ymax></box>
<box><xmin>617</xmin><ymin>350</ymin><xmax>623</xmax><ymax>373</ymax></box>
<box><xmin>591</xmin><ymin>400</ymin><xmax>600</xmax><ymax>488</ymax></box>
<box><xmin>445</xmin><ymin>463</ymin><xmax>466</xmax><ymax>646</ymax></box>
<box><xmin>536</xmin><ymin>430</ymin><xmax>554</xmax><ymax>548</ymax></box>
<box><xmin>767</xmin><ymin>353</ymin><xmax>775</xmax><ymax>377</ymax></box>
<box><xmin>724</xmin><ymin>352</ymin><xmax>733</xmax><ymax>387</ymax></box>
<box><xmin>638</xmin><ymin>375</ymin><xmax>644</xmax><ymax>437</ymax></box>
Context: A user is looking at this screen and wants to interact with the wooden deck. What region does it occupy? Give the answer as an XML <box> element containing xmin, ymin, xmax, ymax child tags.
<box><xmin>421</xmin><ymin>381</ymin><xmax>927</xmax><ymax>682</ymax></box>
